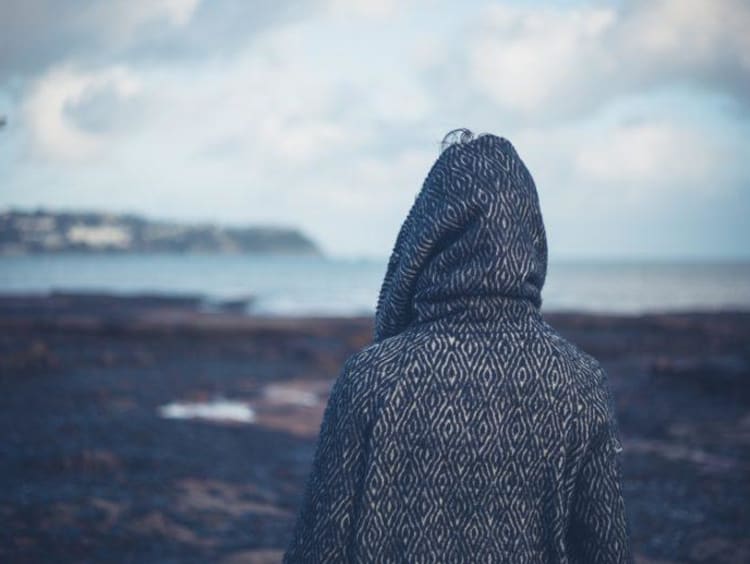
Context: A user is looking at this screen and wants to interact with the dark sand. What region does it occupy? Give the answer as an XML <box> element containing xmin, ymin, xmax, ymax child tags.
<box><xmin>1</xmin><ymin>293</ymin><xmax>748</xmax><ymax>563</ymax></box>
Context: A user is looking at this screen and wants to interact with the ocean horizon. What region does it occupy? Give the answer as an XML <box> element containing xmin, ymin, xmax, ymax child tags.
<box><xmin>1</xmin><ymin>253</ymin><xmax>749</xmax><ymax>316</ymax></box>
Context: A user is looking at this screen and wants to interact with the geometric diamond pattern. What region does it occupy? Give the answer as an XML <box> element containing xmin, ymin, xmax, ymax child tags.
<box><xmin>283</xmin><ymin>133</ymin><xmax>633</xmax><ymax>563</ymax></box>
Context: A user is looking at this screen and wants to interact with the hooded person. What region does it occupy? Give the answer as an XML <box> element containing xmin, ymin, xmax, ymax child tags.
<box><xmin>282</xmin><ymin>131</ymin><xmax>633</xmax><ymax>563</ymax></box>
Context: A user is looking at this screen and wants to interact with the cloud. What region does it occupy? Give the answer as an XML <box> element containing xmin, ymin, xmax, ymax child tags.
<box><xmin>18</xmin><ymin>13</ymin><xmax>436</xmax><ymax>165</ymax></box>
<box><xmin>1</xmin><ymin>0</ymin><xmax>198</xmax><ymax>77</ymax></box>
<box><xmin>507</xmin><ymin>103</ymin><xmax>747</xmax><ymax>215</ymax></box>
<box><xmin>127</xmin><ymin>22</ymin><xmax>377</xmax><ymax>165</ymax></box>
<box><xmin>470</xmin><ymin>6</ymin><xmax>617</xmax><ymax>115</ymax></box>
<box><xmin>325</xmin><ymin>0</ymin><xmax>399</xmax><ymax>19</ymax></box>
<box><xmin>507</xmin><ymin>113</ymin><xmax>750</xmax><ymax>258</ymax></box>
<box><xmin>0</xmin><ymin>0</ymin><xmax>312</xmax><ymax>79</ymax></box>
<box><xmin>23</xmin><ymin>65</ymin><xmax>141</xmax><ymax>160</ymax></box>
<box><xmin>573</xmin><ymin>122</ymin><xmax>718</xmax><ymax>193</ymax></box>
<box><xmin>469</xmin><ymin>0</ymin><xmax>750</xmax><ymax>118</ymax></box>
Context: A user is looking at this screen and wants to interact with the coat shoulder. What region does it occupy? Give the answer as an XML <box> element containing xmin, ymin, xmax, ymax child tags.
<box><xmin>328</xmin><ymin>334</ymin><xmax>410</xmax><ymax>426</ymax></box>
<box><xmin>537</xmin><ymin>320</ymin><xmax>617</xmax><ymax>433</ymax></box>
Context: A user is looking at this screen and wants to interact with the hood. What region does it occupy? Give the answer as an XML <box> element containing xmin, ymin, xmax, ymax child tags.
<box><xmin>373</xmin><ymin>134</ymin><xmax>548</xmax><ymax>342</ymax></box>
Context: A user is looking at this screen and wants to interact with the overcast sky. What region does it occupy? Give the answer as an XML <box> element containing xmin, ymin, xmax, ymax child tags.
<box><xmin>1</xmin><ymin>0</ymin><xmax>748</xmax><ymax>259</ymax></box>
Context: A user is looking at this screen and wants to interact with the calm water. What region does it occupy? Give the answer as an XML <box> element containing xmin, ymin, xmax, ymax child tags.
<box><xmin>0</xmin><ymin>254</ymin><xmax>749</xmax><ymax>315</ymax></box>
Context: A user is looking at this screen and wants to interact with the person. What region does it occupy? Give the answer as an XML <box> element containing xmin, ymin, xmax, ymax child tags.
<box><xmin>283</xmin><ymin>130</ymin><xmax>633</xmax><ymax>563</ymax></box>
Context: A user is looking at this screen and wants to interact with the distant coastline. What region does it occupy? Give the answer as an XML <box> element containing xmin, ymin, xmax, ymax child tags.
<box><xmin>0</xmin><ymin>209</ymin><xmax>322</xmax><ymax>256</ymax></box>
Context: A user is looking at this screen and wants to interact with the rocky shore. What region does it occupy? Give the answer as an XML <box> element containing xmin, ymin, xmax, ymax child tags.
<box><xmin>1</xmin><ymin>294</ymin><xmax>748</xmax><ymax>563</ymax></box>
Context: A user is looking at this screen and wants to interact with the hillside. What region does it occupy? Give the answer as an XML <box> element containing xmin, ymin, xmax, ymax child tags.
<box><xmin>0</xmin><ymin>209</ymin><xmax>322</xmax><ymax>255</ymax></box>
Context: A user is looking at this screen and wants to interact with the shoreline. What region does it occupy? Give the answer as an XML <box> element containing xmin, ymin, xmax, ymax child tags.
<box><xmin>2</xmin><ymin>290</ymin><xmax>748</xmax><ymax>326</ymax></box>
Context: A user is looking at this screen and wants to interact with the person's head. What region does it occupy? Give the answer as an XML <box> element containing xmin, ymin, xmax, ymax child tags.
<box><xmin>374</xmin><ymin>130</ymin><xmax>548</xmax><ymax>341</ymax></box>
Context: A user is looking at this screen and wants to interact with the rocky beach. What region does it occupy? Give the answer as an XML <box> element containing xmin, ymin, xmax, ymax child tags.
<box><xmin>1</xmin><ymin>293</ymin><xmax>748</xmax><ymax>563</ymax></box>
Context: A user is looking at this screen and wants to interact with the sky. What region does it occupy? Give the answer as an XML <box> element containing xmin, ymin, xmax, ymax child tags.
<box><xmin>0</xmin><ymin>0</ymin><xmax>749</xmax><ymax>259</ymax></box>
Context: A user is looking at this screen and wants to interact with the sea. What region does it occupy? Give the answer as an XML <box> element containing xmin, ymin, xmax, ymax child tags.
<box><xmin>1</xmin><ymin>253</ymin><xmax>749</xmax><ymax>316</ymax></box>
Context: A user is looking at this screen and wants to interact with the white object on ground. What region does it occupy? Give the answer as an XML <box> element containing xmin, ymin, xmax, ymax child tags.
<box><xmin>263</xmin><ymin>384</ymin><xmax>318</xmax><ymax>407</ymax></box>
<box><xmin>158</xmin><ymin>399</ymin><xmax>255</xmax><ymax>423</ymax></box>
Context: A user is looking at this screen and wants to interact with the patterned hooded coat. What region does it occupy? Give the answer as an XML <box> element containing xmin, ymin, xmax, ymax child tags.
<box><xmin>283</xmin><ymin>134</ymin><xmax>633</xmax><ymax>563</ymax></box>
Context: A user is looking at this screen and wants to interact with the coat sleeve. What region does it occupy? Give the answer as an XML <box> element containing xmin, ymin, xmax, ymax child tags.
<box><xmin>567</xmin><ymin>417</ymin><xmax>633</xmax><ymax>563</ymax></box>
<box><xmin>283</xmin><ymin>359</ymin><xmax>369</xmax><ymax>563</ymax></box>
